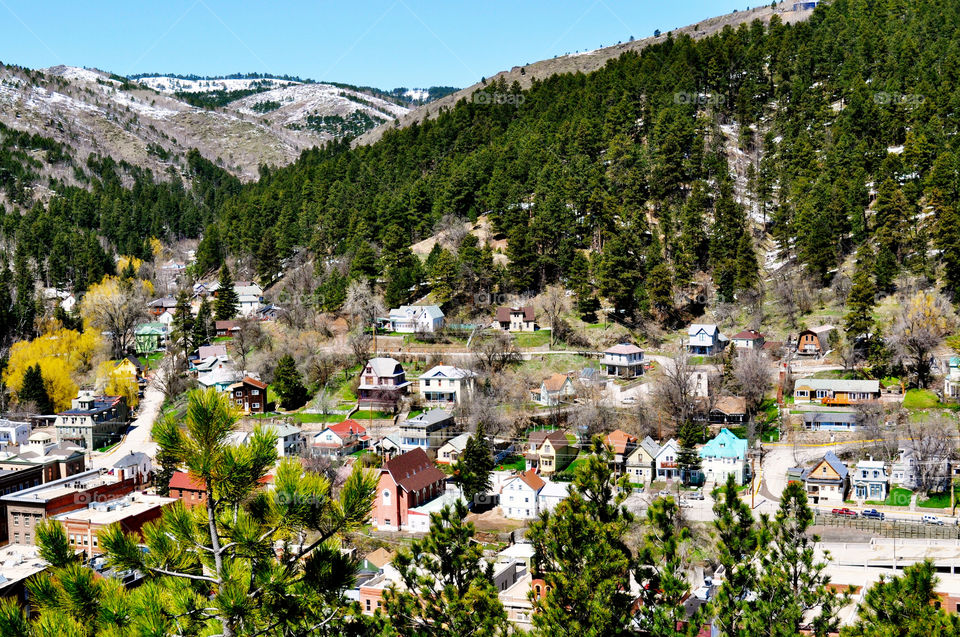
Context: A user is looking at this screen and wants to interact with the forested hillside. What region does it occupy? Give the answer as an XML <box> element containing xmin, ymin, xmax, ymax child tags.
<box><xmin>3</xmin><ymin>0</ymin><xmax>960</xmax><ymax>342</ymax></box>
<box><xmin>201</xmin><ymin>0</ymin><xmax>960</xmax><ymax>320</ymax></box>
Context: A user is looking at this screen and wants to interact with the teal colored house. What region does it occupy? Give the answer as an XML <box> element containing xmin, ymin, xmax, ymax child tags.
<box><xmin>699</xmin><ymin>428</ymin><xmax>749</xmax><ymax>485</ymax></box>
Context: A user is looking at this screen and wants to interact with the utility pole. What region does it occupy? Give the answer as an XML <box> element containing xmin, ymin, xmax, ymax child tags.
<box><xmin>751</xmin><ymin>454</ymin><xmax>756</xmax><ymax>509</ymax></box>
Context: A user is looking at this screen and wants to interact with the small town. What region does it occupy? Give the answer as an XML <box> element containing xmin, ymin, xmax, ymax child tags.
<box><xmin>1</xmin><ymin>0</ymin><xmax>959</xmax><ymax>634</ymax></box>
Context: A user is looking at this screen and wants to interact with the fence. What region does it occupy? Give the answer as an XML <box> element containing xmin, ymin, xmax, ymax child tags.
<box><xmin>814</xmin><ymin>512</ymin><xmax>960</xmax><ymax>539</ymax></box>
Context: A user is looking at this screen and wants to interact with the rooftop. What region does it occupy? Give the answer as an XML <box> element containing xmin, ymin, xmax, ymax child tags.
<box><xmin>604</xmin><ymin>343</ymin><xmax>643</xmax><ymax>355</ymax></box>
<box><xmin>53</xmin><ymin>492</ymin><xmax>175</xmax><ymax>525</ymax></box>
<box><xmin>794</xmin><ymin>378</ymin><xmax>880</xmax><ymax>393</ymax></box>
<box><xmin>1</xmin><ymin>469</ymin><xmax>121</xmax><ymax>504</ymax></box>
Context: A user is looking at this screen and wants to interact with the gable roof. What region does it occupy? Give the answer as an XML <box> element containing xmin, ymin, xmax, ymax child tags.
<box><xmin>215</xmin><ymin>320</ymin><xmax>241</xmax><ymax>331</ymax></box>
<box><xmin>731</xmin><ymin>330</ymin><xmax>764</xmax><ymax>341</ymax></box>
<box><xmin>198</xmin><ymin>344</ymin><xmax>228</xmax><ymax>359</ymax></box>
<box><xmin>391</xmin><ymin>305</ymin><xmax>444</xmax><ymax>320</ymax></box>
<box><xmin>542</xmin><ymin>373</ymin><xmax>572</xmax><ymax>392</ymax></box>
<box><xmin>365</xmin><ymin>548</ymin><xmax>395</xmax><ymax>569</ymax></box>
<box><xmin>688</xmin><ymin>323</ymin><xmax>718</xmax><ymax>337</ymax></box>
<box><xmin>806</xmin><ymin>451</ymin><xmax>848</xmax><ymax>481</ymax></box>
<box><xmin>169</xmin><ymin>471</ymin><xmax>204</xmax><ymax>491</ymax></box>
<box><xmin>496</xmin><ymin>306</ymin><xmax>535</xmax><ymax>322</ymax></box>
<box><xmin>366</xmin><ymin>357</ymin><xmax>404</xmax><ymax>378</ymax></box>
<box><xmin>639</xmin><ymin>436</ymin><xmax>661</xmax><ymax>458</ymax></box>
<box><xmin>404</xmin><ymin>409</ymin><xmax>454</xmax><ymax>427</ymax></box>
<box><xmin>804</xmin><ymin>324</ymin><xmax>835</xmax><ymax>337</ymax></box>
<box><xmin>421</xmin><ymin>365</ymin><xmax>476</xmax><ymax>380</ymax></box>
<box><xmin>381</xmin><ymin>448</ymin><xmax>447</xmax><ymax>492</ymax></box>
<box><xmin>441</xmin><ymin>433</ymin><xmax>471</xmax><ymax>453</ymax></box>
<box><xmin>712</xmin><ymin>396</ymin><xmax>747</xmax><ymax>416</ymax></box>
<box><xmin>112</xmin><ymin>451</ymin><xmax>151</xmax><ymax>468</ymax></box>
<box><xmin>528</xmin><ymin>430</ymin><xmax>568</xmax><ymax>448</ymax></box>
<box><xmin>239</xmin><ymin>376</ymin><xmax>267</xmax><ymax>389</ymax></box>
<box><xmin>326</xmin><ymin>419</ymin><xmax>367</xmax><ymax>437</ymax></box>
<box><xmin>604</xmin><ymin>343</ymin><xmax>643</xmax><ymax>355</ymax></box>
<box><xmin>699</xmin><ymin>428</ymin><xmax>748</xmax><ymax>460</ymax></box>
<box><xmin>516</xmin><ymin>469</ymin><xmax>545</xmax><ymax>492</ymax></box>
<box><xmin>793</xmin><ymin>378</ymin><xmax>880</xmax><ymax>394</ymax></box>
<box><xmin>604</xmin><ymin>429</ymin><xmax>638</xmax><ymax>455</ymax></box>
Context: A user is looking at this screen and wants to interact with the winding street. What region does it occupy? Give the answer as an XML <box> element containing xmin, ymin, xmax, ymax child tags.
<box><xmin>89</xmin><ymin>369</ymin><xmax>163</xmax><ymax>470</ymax></box>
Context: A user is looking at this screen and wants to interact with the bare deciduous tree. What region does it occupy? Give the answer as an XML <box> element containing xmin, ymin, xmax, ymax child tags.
<box><xmin>855</xmin><ymin>401</ymin><xmax>897</xmax><ymax>461</ymax></box>
<box><xmin>653</xmin><ymin>347</ymin><xmax>699</xmax><ymax>426</ymax></box>
<box><xmin>232</xmin><ymin>317</ymin><xmax>266</xmax><ymax>371</ymax></box>
<box><xmin>80</xmin><ymin>277</ymin><xmax>149</xmax><ymax>358</ymax></box>
<box><xmin>471</xmin><ymin>330</ymin><xmax>520</xmax><ymax>373</ymax></box>
<box><xmin>343</xmin><ymin>280</ymin><xmax>386</xmax><ymax>330</ymax></box>
<box><xmin>888</xmin><ymin>290</ymin><xmax>955</xmax><ymax>388</ymax></box>
<box><xmin>434</xmin><ymin>214</ymin><xmax>469</xmax><ymax>251</ymax></box>
<box><xmin>151</xmin><ymin>355</ymin><xmax>197</xmax><ymax>402</ymax></box>
<box><xmin>455</xmin><ymin>390</ymin><xmax>507</xmax><ymax>437</ymax></box>
<box><xmin>347</xmin><ymin>329</ymin><xmax>372</xmax><ymax>369</ymax></box>
<box><xmin>904</xmin><ymin>412</ymin><xmax>955</xmax><ymax>493</ymax></box>
<box><xmin>537</xmin><ymin>285</ymin><xmax>568</xmax><ymax>349</ymax></box>
<box><xmin>732</xmin><ymin>349</ymin><xmax>772</xmax><ymax>414</ymax></box>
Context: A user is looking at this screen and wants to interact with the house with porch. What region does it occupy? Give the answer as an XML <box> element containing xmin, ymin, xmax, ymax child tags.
<box><xmin>524</xmin><ymin>431</ymin><xmax>575</xmax><ymax>477</ymax></box>
<box><xmin>796</xmin><ymin>325</ymin><xmax>835</xmax><ymax>357</ymax></box>
<box><xmin>625</xmin><ymin>436</ymin><xmax>661</xmax><ymax>484</ymax></box>
<box><xmin>388</xmin><ymin>305</ymin><xmax>445</xmax><ymax>333</ymax></box>
<box><xmin>358</xmin><ymin>357</ymin><xmax>411</xmax><ymax>409</ymax></box>
<box><xmin>852</xmin><ymin>459</ymin><xmax>888</xmax><ymax>501</ymax></box>
<box><xmin>709</xmin><ymin>396</ymin><xmax>747</xmax><ymax>425</ymax></box>
<box><xmin>699</xmin><ymin>428</ymin><xmax>749</xmax><ymax>486</ymax></box>
<box><xmin>802</xmin><ymin>412</ymin><xmax>859</xmax><ymax>432</ymax></box>
<box><xmin>134</xmin><ymin>323</ymin><xmax>167</xmax><ymax>354</ymax></box>
<box><xmin>654</xmin><ymin>439</ymin><xmax>681</xmax><ymax>481</ymax></box>
<box><xmin>686</xmin><ymin>324</ymin><xmax>726</xmax><ymax>356</ymax></box>
<box><xmin>501</xmin><ymin>470</ymin><xmax>544</xmax><ymax>520</ymax></box>
<box><xmin>793</xmin><ymin>379</ymin><xmax>880</xmax><ymax>405</ymax></box>
<box><xmin>534</xmin><ymin>373</ymin><xmax>576</xmax><ymax>406</ymax></box>
<box><xmin>603</xmin><ymin>429</ymin><xmax>638</xmax><ymax>470</ymax></box>
<box><xmin>371</xmin><ymin>448</ymin><xmax>447</xmax><ymax>532</ymax></box>
<box><xmin>398</xmin><ymin>409</ymin><xmax>455</xmax><ymax>455</ymax></box>
<box><xmin>945</xmin><ymin>356</ymin><xmax>960</xmax><ymax>400</ymax></box>
<box><xmin>418</xmin><ymin>365</ymin><xmax>476</xmax><ymax>406</ymax></box>
<box><xmin>436</xmin><ymin>433</ymin><xmax>471</xmax><ymax>464</ymax></box>
<box><xmin>601</xmin><ymin>344</ymin><xmax>644</xmax><ymax>378</ymax></box>
<box><xmin>796</xmin><ymin>452</ymin><xmax>849</xmax><ymax>505</ymax></box>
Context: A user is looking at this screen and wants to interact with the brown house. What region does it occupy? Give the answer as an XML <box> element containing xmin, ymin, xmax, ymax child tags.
<box><xmin>215</xmin><ymin>320</ymin><xmax>241</xmax><ymax>337</ymax></box>
<box><xmin>228</xmin><ymin>377</ymin><xmax>269</xmax><ymax>414</ymax></box>
<box><xmin>495</xmin><ymin>306</ymin><xmax>537</xmax><ymax>332</ymax></box>
<box><xmin>796</xmin><ymin>325</ymin><xmax>835</xmax><ymax>356</ymax></box>
<box><xmin>168</xmin><ymin>471</ymin><xmax>207</xmax><ymax>509</ymax></box>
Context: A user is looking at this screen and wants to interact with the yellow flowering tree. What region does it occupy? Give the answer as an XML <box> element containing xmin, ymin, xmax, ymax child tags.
<box><xmin>3</xmin><ymin>329</ymin><xmax>106</xmax><ymax>411</ymax></box>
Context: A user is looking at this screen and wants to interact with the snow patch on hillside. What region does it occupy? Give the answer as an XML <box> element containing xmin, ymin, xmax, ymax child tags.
<box><xmin>136</xmin><ymin>76</ymin><xmax>300</xmax><ymax>94</ymax></box>
<box><xmin>404</xmin><ymin>88</ymin><xmax>429</xmax><ymax>101</ymax></box>
<box><xmin>45</xmin><ymin>65</ymin><xmax>116</xmax><ymax>85</ymax></box>
<box><xmin>232</xmin><ymin>83</ymin><xmax>408</xmax><ymax>127</ymax></box>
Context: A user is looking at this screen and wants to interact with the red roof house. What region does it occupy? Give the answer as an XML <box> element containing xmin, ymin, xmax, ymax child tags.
<box><xmin>371</xmin><ymin>448</ymin><xmax>447</xmax><ymax>532</ymax></box>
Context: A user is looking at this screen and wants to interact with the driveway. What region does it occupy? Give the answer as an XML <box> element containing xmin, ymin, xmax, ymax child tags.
<box><xmin>90</xmin><ymin>368</ymin><xmax>164</xmax><ymax>469</ymax></box>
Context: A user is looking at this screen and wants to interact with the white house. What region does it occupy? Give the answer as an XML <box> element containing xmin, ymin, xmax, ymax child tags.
<box><xmin>235</xmin><ymin>283</ymin><xmax>264</xmax><ymax>316</ymax></box>
<box><xmin>687</xmin><ymin>324</ymin><xmax>726</xmax><ymax>356</ymax></box>
<box><xmin>436</xmin><ymin>433</ymin><xmax>471</xmax><ymax>464</ymax></box>
<box><xmin>536</xmin><ymin>480</ymin><xmax>568</xmax><ymax>514</ymax></box>
<box><xmin>419</xmin><ymin>365</ymin><xmax>477</xmax><ymax>406</ymax></box>
<box><xmin>388</xmin><ymin>305</ymin><xmax>445</xmax><ymax>333</ymax></box>
<box><xmin>231</xmin><ymin>424</ymin><xmax>304</xmax><ymax>458</ymax></box>
<box><xmin>501</xmin><ymin>470</ymin><xmax>544</xmax><ymax>519</ymax></box>
<box><xmin>0</xmin><ymin>419</ymin><xmax>31</xmax><ymax>447</ymax></box>
<box><xmin>699</xmin><ymin>428</ymin><xmax>749</xmax><ymax>486</ymax></box>
<box><xmin>891</xmin><ymin>448</ymin><xmax>918</xmax><ymax>489</ymax></box>
<box><xmin>398</xmin><ymin>409</ymin><xmax>455</xmax><ymax>455</ymax></box>
<box><xmin>601</xmin><ymin>343</ymin><xmax>644</xmax><ymax>378</ymax></box>
<box><xmin>852</xmin><ymin>459</ymin><xmax>888</xmax><ymax>501</ymax></box>
<box><xmin>945</xmin><ymin>356</ymin><xmax>960</xmax><ymax>400</ymax></box>
<box><xmin>655</xmin><ymin>439</ymin><xmax>681</xmax><ymax>480</ymax></box>
<box><xmin>731</xmin><ymin>330</ymin><xmax>764</xmax><ymax>350</ymax></box>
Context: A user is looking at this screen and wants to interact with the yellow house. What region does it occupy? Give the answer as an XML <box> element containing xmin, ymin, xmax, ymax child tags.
<box><xmin>111</xmin><ymin>356</ymin><xmax>144</xmax><ymax>382</ymax></box>
<box><xmin>524</xmin><ymin>431</ymin><xmax>575</xmax><ymax>476</ymax></box>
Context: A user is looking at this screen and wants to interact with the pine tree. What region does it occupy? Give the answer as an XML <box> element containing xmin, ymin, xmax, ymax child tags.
<box><xmin>874</xmin><ymin>244</ymin><xmax>898</xmax><ymax>294</ymax></box>
<box><xmin>529</xmin><ymin>441</ymin><xmax>635</xmax><ymax>636</ymax></box>
<box><xmin>273</xmin><ymin>354</ymin><xmax>308</xmax><ymax>410</ymax></box>
<box><xmin>19</xmin><ymin>363</ymin><xmax>53</xmax><ymax>414</ymax></box>
<box><xmin>213</xmin><ymin>264</ymin><xmax>240</xmax><ymax>321</ymax></box>
<box><xmin>934</xmin><ymin>197</ymin><xmax>960</xmax><ymax>301</ymax></box>
<box><xmin>634</xmin><ymin>496</ymin><xmax>693</xmax><ymax>635</ymax></box>
<box><xmin>383</xmin><ymin>501</ymin><xmax>508</xmax><ymax>637</ymax></box>
<box><xmin>452</xmin><ymin>422</ymin><xmax>495</xmax><ymax>506</ymax></box>
<box><xmin>710</xmin><ymin>474</ymin><xmax>763</xmax><ymax>636</ymax></box>
<box><xmin>170</xmin><ymin>290</ymin><xmax>194</xmax><ymax>368</ymax></box>
<box><xmin>675</xmin><ymin>420</ymin><xmax>703</xmax><ymax>485</ymax></box>
<box><xmin>255</xmin><ymin>227</ymin><xmax>280</xmax><ymax>285</ymax></box>
<box><xmin>192</xmin><ymin>298</ymin><xmax>214</xmax><ymax>349</ymax></box>
<box><xmin>844</xmin><ymin>246</ymin><xmax>876</xmax><ymax>342</ymax></box>
<box><xmin>843</xmin><ymin>561</ymin><xmax>960</xmax><ymax>636</ymax></box>
<box><xmin>745</xmin><ymin>482</ymin><xmax>845</xmax><ymax>636</ymax></box>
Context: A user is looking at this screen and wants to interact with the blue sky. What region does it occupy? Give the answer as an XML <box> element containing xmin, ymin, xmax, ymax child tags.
<box><xmin>0</xmin><ymin>0</ymin><xmax>754</xmax><ymax>89</ymax></box>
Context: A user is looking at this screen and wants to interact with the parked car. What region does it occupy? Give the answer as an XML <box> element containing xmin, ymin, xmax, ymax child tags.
<box><xmin>657</xmin><ymin>489</ymin><xmax>672</xmax><ymax>498</ymax></box>
<box><xmin>831</xmin><ymin>507</ymin><xmax>858</xmax><ymax>518</ymax></box>
<box><xmin>678</xmin><ymin>498</ymin><xmax>694</xmax><ymax>508</ymax></box>
<box><xmin>687</xmin><ymin>489</ymin><xmax>705</xmax><ymax>501</ymax></box>
<box><xmin>922</xmin><ymin>514</ymin><xmax>944</xmax><ymax>526</ymax></box>
<box><xmin>621</xmin><ymin>396</ymin><xmax>637</xmax><ymax>405</ymax></box>
<box><xmin>861</xmin><ymin>509</ymin><xmax>885</xmax><ymax>520</ymax></box>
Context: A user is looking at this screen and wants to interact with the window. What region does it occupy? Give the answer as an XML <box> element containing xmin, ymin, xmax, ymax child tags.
<box><xmin>366</xmin><ymin>600</ymin><xmax>371</xmax><ymax>611</ymax></box>
<box><xmin>252</xmin><ymin>403</ymin><xmax>260</xmax><ymax>409</ymax></box>
<box><xmin>383</xmin><ymin>490</ymin><xmax>391</xmax><ymax>505</ymax></box>
<box><xmin>12</xmin><ymin>513</ymin><xmax>18</xmax><ymax>526</ymax></box>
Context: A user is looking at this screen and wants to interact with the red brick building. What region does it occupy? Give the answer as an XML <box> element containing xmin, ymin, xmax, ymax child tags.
<box><xmin>55</xmin><ymin>493</ymin><xmax>175</xmax><ymax>555</ymax></box>
<box><xmin>371</xmin><ymin>448</ymin><xmax>446</xmax><ymax>532</ymax></box>
<box><xmin>168</xmin><ymin>471</ymin><xmax>207</xmax><ymax>510</ymax></box>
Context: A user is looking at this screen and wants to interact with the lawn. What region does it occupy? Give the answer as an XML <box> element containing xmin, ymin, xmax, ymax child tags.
<box><xmin>496</xmin><ymin>455</ymin><xmax>525</xmax><ymax>472</ymax></box>
<box><xmin>558</xmin><ymin>455</ymin><xmax>588</xmax><ymax>477</ymax></box>
<box><xmin>407</xmin><ymin>409</ymin><xmax>425</xmax><ymax>419</ymax></box>
<box><xmin>352</xmin><ymin>410</ymin><xmax>394</xmax><ymax>420</ymax></box>
<box><xmin>870</xmin><ymin>487</ymin><xmax>913</xmax><ymax>507</ymax></box>
<box><xmin>513</xmin><ymin>330</ymin><xmax>552</xmax><ymax>348</ymax></box>
<box><xmin>918</xmin><ymin>485</ymin><xmax>960</xmax><ymax>509</ymax></box>
<box><xmin>903</xmin><ymin>388</ymin><xmax>940</xmax><ymax>409</ymax></box>
<box><xmin>761</xmin><ymin>428</ymin><xmax>781</xmax><ymax>443</ymax></box>
<box><xmin>291</xmin><ymin>412</ymin><xmax>345</xmax><ymax>424</ymax></box>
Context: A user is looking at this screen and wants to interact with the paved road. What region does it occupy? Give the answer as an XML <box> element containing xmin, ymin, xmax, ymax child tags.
<box><xmin>89</xmin><ymin>371</ymin><xmax>163</xmax><ymax>469</ymax></box>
